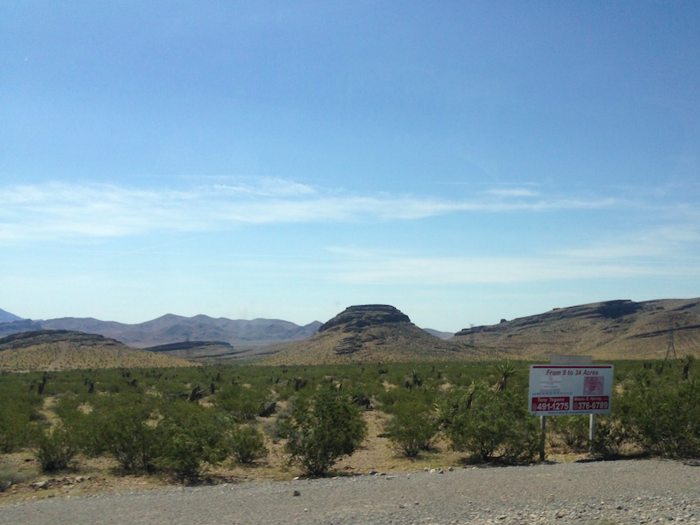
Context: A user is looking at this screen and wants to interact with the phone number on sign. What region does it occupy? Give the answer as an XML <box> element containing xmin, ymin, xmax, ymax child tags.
<box><xmin>531</xmin><ymin>396</ymin><xmax>570</xmax><ymax>412</ymax></box>
<box><xmin>572</xmin><ymin>396</ymin><xmax>609</xmax><ymax>411</ymax></box>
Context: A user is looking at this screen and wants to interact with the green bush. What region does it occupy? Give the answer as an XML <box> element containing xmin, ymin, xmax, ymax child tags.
<box><xmin>52</xmin><ymin>396</ymin><xmax>109</xmax><ymax>458</ymax></box>
<box><xmin>214</xmin><ymin>385</ymin><xmax>265</xmax><ymax>422</ymax></box>
<box><xmin>34</xmin><ymin>423</ymin><xmax>78</xmax><ymax>472</ymax></box>
<box><xmin>0</xmin><ymin>390</ymin><xmax>41</xmax><ymax>453</ymax></box>
<box><xmin>548</xmin><ymin>415</ymin><xmax>589</xmax><ymax>451</ymax></box>
<box><xmin>447</xmin><ymin>387</ymin><xmax>539</xmax><ymax>464</ymax></box>
<box><xmin>100</xmin><ymin>399</ymin><xmax>162</xmax><ymax>472</ymax></box>
<box><xmin>591</xmin><ymin>415</ymin><xmax>628</xmax><ymax>457</ymax></box>
<box><xmin>0</xmin><ymin>406</ymin><xmax>32</xmax><ymax>454</ymax></box>
<box><xmin>229</xmin><ymin>424</ymin><xmax>268</xmax><ymax>464</ymax></box>
<box><xmin>285</xmin><ymin>386</ymin><xmax>367</xmax><ymax>476</ymax></box>
<box><xmin>619</xmin><ymin>374</ymin><xmax>700</xmax><ymax>458</ymax></box>
<box><xmin>157</xmin><ymin>404</ymin><xmax>230</xmax><ymax>478</ymax></box>
<box><xmin>0</xmin><ymin>465</ymin><xmax>33</xmax><ymax>492</ymax></box>
<box><xmin>71</xmin><ymin>410</ymin><xmax>109</xmax><ymax>458</ymax></box>
<box><xmin>385</xmin><ymin>402</ymin><xmax>438</xmax><ymax>457</ymax></box>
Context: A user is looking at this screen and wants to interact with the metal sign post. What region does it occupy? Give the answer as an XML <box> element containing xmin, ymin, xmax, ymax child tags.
<box><xmin>540</xmin><ymin>415</ymin><xmax>546</xmax><ymax>462</ymax></box>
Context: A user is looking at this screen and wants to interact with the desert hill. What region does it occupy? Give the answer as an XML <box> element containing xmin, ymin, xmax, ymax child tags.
<box><xmin>144</xmin><ymin>340</ymin><xmax>242</xmax><ymax>360</ymax></box>
<box><xmin>423</xmin><ymin>328</ymin><xmax>455</xmax><ymax>340</ymax></box>
<box><xmin>0</xmin><ymin>308</ymin><xmax>23</xmax><ymax>323</ymax></box>
<box><xmin>0</xmin><ymin>314</ymin><xmax>322</xmax><ymax>349</ymax></box>
<box><xmin>0</xmin><ymin>330</ymin><xmax>195</xmax><ymax>371</ymax></box>
<box><xmin>453</xmin><ymin>298</ymin><xmax>700</xmax><ymax>360</ymax></box>
<box><xmin>262</xmin><ymin>305</ymin><xmax>487</xmax><ymax>365</ymax></box>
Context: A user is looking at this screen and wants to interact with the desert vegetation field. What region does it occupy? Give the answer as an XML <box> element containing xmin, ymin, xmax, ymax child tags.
<box><xmin>1</xmin><ymin>358</ymin><xmax>699</xmax><ymax>500</ymax></box>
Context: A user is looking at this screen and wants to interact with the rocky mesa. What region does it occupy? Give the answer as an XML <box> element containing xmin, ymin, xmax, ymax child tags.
<box><xmin>263</xmin><ymin>305</ymin><xmax>482</xmax><ymax>365</ymax></box>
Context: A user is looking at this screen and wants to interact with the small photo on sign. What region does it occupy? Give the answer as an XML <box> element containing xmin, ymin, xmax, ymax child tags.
<box><xmin>583</xmin><ymin>376</ymin><xmax>604</xmax><ymax>395</ymax></box>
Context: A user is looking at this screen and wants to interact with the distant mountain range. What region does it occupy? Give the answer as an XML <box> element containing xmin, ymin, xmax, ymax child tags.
<box><xmin>423</xmin><ymin>328</ymin><xmax>455</xmax><ymax>340</ymax></box>
<box><xmin>0</xmin><ymin>313</ymin><xmax>322</xmax><ymax>349</ymax></box>
<box><xmin>0</xmin><ymin>308</ymin><xmax>23</xmax><ymax>323</ymax></box>
<box><xmin>3</xmin><ymin>297</ymin><xmax>700</xmax><ymax>364</ymax></box>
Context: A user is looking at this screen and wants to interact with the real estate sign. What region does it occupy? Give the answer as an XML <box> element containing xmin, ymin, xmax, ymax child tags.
<box><xmin>529</xmin><ymin>364</ymin><xmax>614</xmax><ymax>416</ymax></box>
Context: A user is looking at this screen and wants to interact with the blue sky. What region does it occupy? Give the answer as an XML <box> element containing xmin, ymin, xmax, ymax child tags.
<box><xmin>2</xmin><ymin>1</ymin><xmax>699</xmax><ymax>332</ymax></box>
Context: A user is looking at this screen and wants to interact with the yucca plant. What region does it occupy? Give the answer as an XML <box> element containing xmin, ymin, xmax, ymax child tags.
<box><xmin>494</xmin><ymin>361</ymin><xmax>516</xmax><ymax>392</ymax></box>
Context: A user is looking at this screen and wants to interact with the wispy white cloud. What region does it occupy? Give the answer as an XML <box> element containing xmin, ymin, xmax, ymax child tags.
<box><xmin>326</xmin><ymin>242</ymin><xmax>700</xmax><ymax>286</ymax></box>
<box><xmin>0</xmin><ymin>179</ymin><xmax>619</xmax><ymax>242</ymax></box>
<box><xmin>482</xmin><ymin>188</ymin><xmax>540</xmax><ymax>198</ymax></box>
<box><xmin>552</xmin><ymin>226</ymin><xmax>700</xmax><ymax>260</ymax></box>
<box><xmin>212</xmin><ymin>176</ymin><xmax>316</xmax><ymax>197</ymax></box>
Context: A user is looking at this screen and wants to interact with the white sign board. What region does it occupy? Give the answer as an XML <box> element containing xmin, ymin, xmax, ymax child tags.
<box><xmin>529</xmin><ymin>365</ymin><xmax>614</xmax><ymax>416</ymax></box>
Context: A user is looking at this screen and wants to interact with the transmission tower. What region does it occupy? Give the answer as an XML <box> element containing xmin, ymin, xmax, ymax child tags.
<box><xmin>665</xmin><ymin>324</ymin><xmax>678</xmax><ymax>361</ymax></box>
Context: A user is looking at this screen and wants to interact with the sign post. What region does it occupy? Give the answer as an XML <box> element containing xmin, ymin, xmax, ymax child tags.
<box><xmin>539</xmin><ymin>415</ymin><xmax>546</xmax><ymax>462</ymax></box>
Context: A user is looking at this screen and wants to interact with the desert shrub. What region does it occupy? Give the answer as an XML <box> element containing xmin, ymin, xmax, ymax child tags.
<box><xmin>385</xmin><ymin>402</ymin><xmax>438</xmax><ymax>457</ymax></box>
<box><xmin>0</xmin><ymin>465</ymin><xmax>33</xmax><ymax>492</ymax></box>
<box><xmin>229</xmin><ymin>424</ymin><xmax>268</xmax><ymax>464</ymax></box>
<box><xmin>285</xmin><ymin>386</ymin><xmax>367</xmax><ymax>476</ymax></box>
<box><xmin>590</xmin><ymin>415</ymin><xmax>628</xmax><ymax>457</ymax></box>
<box><xmin>268</xmin><ymin>402</ymin><xmax>295</xmax><ymax>441</ymax></box>
<box><xmin>0</xmin><ymin>405</ymin><xmax>32</xmax><ymax>454</ymax></box>
<box><xmin>52</xmin><ymin>396</ymin><xmax>107</xmax><ymax>457</ymax></box>
<box><xmin>375</xmin><ymin>386</ymin><xmax>403</xmax><ymax>408</ymax></box>
<box><xmin>71</xmin><ymin>411</ymin><xmax>108</xmax><ymax>458</ymax></box>
<box><xmin>34</xmin><ymin>423</ymin><xmax>78</xmax><ymax>472</ymax></box>
<box><xmin>157</xmin><ymin>404</ymin><xmax>230</xmax><ymax>478</ymax></box>
<box><xmin>619</xmin><ymin>373</ymin><xmax>700</xmax><ymax>458</ymax></box>
<box><xmin>548</xmin><ymin>415</ymin><xmax>589</xmax><ymax>451</ymax></box>
<box><xmin>434</xmin><ymin>387</ymin><xmax>478</xmax><ymax>431</ymax></box>
<box><xmin>0</xmin><ymin>389</ymin><xmax>41</xmax><ymax>453</ymax></box>
<box><xmin>100</xmin><ymin>399</ymin><xmax>162</xmax><ymax>472</ymax></box>
<box><xmin>447</xmin><ymin>387</ymin><xmax>539</xmax><ymax>464</ymax></box>
<box><xmin>214</xmin><ymin>385</ymin><xmax>265</xmax><ymax>422</ymax></box>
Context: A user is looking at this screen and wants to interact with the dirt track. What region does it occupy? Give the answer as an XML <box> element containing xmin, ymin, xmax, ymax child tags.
<box><xmin>2</xmin><ymin>459</ymin><xmax>699</xmax><ymax>524</ymax></box>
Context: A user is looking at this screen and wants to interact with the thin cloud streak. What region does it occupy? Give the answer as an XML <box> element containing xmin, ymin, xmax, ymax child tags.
<box><xmin>326</xmin><ymin>247</ymin><xmax>700</xmax><ymax>286</ymax></box>
<box><xmin>0</xmin><ymin>180</ymin><xmax>619</xmax><ymax>242</ymax></box>
<box><xmin>482</xmin><ymin>188</ymin><xmax>540</xmax><ymax>197</ymax></box>
<box><xmin>212</xmin><ymin>176</ymin><xmax>317</xmax><ymax>197</ymax></box>
<box><xmin>553</xmin><ymin>227</ymin><xmax>700</xmax><ymax>260</ymax></box>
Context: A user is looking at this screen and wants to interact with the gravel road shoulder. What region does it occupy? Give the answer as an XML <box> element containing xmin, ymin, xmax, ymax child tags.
<box><xmin>2</xmin><ymin>459</ymin><xmax>699</xmax><ymax>524</ymax></box>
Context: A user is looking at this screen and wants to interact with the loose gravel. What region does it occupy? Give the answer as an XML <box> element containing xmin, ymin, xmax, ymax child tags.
<box><xmin>2</xmin><ymin>459</ymin><xmax>699</xmax><ymax>524</ymax></box>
